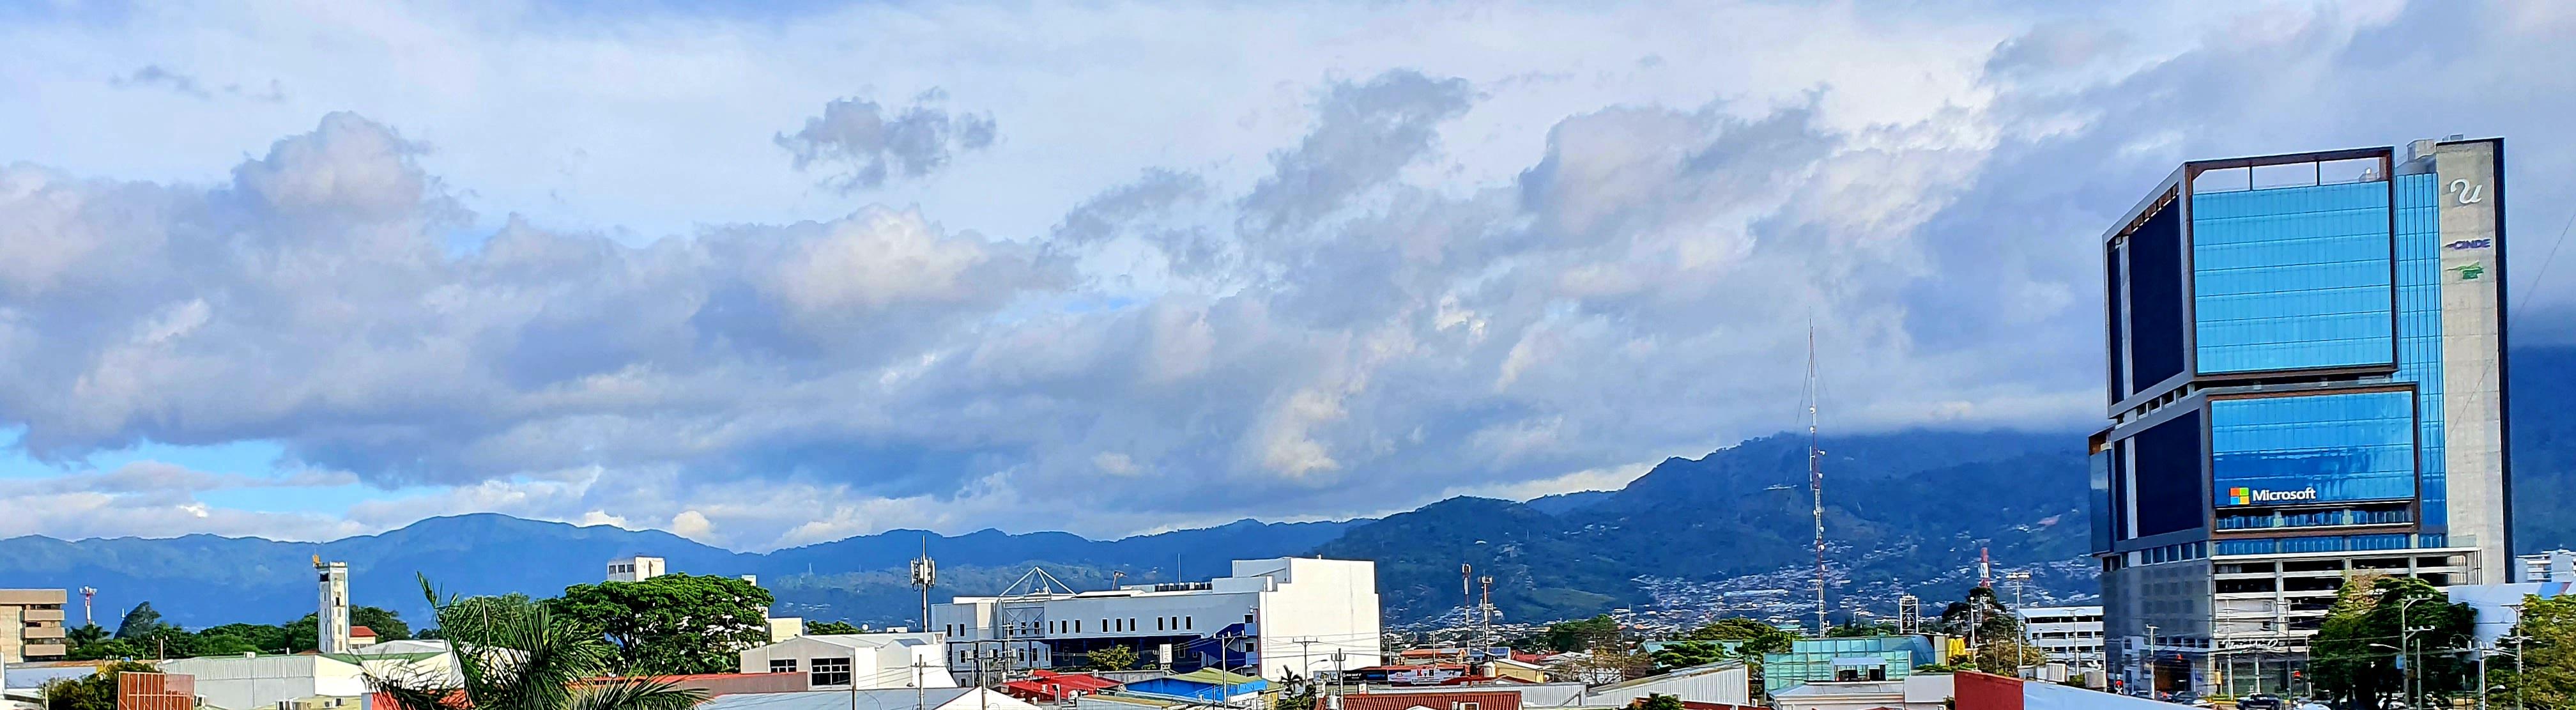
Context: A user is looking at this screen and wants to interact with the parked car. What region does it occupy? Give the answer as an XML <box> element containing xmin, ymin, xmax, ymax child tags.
<box><xmin>2238</xmin><ymin>694</ymin><xmax>2285</xmax><ymax>710</ymax></box>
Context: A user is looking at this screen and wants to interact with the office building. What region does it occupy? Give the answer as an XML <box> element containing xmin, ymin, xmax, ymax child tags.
<box><xmin>930</xmin><ymin>557</ymin><xmax>1381</xmax><ymax>679</ymax></box>
<box><xmin>737</xmin><ymin>632</ymin><xmax>957</xmax><ymax>690</ymax></box>
<box><xmin>607</xmin><ymin>556</ymin><xmax>666</xmax><ymax>582</ymax></box>
<box><xmin>2012</xmin><ymin>606</ymin><xmax>2104</xmax><ymax>668</ymax></box>
<box><xmin>0</xmin><ymin>590</ymin><xmax>66</xmax><ymax>663</ymax></box>
<box><xmin>2090</xmin><ymin>137</ymin><xmax>2511</xmax><ymax>697</ymax></box>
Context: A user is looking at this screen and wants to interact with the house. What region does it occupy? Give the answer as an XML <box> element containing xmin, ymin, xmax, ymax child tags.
<box><xmin>1347</xmin><ymin>664</ymin><xmax>1466</xmax><ymax>685</ymax></box>
<box><xmin>696</xmin><ymin>687</ymin><xmax>1039</xmax><ymax>710</ymax></box>
<box><xmin>1481</xmin><ymin>658</ymin><xmax>1547</xmax><ymax>683</ymax></box>
<box><xmin>348</xmin><ymin>627</ymin><xmax>379</xmax><ymax>648</ymax></box>
<box><xmin>737</xmin><ymin>633</ymin><xmax>956</xmax><ymax>690</ymax></box>
<box><xmin>1328</xmin><ymin>690</ymin><xmax>1523</xmax><ymax>710</ymax></box>
<box><xmin>1002</xmin><ymin>670</ymin><xmax>1123</xmax><ymax>702</ymax></box>
<box><xmin>1117</xmin><ymin>668</ymin><xmax>1265</xmax><ymax>702</ymax></box>
<box><xmin>1578</xmin><ymin>661</ymin><xmax>1750</xmax><ymax>708</ymax></box>
<box><xmin>1767</xmin><ymin>674</ymin><xmax>1953</xmax><ymax>710</ymax></box>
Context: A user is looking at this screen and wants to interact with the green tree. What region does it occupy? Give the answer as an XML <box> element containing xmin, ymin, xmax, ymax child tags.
<box><xmin>1271</xmin><ymin>673</ymin><xmax>1317</xmax><ymax>710</ymax></box>
<box><xmin>112</xmin><ymin>602</ymin><xmax>165</xmax><ymax>640</ymax></box>
<box><xmin>1634</xmin><ymin>694</ymin><xmax>1684</xmax><ymax>710</ymax></box>
<box><xmin>806</xmin><ymin>621</ymin><xmax>862</xmax><ymax>635</ymax></box>
<box><xmin>2495</xmin><ymin>591</ymin><xmax>2576</xmax><ymax>707</ymax></box>
<box><xmin>1827</xmin><ymin>622</ymin><xmax>1898</xmax><ymax>638</ymax></box>
<box><xmin>1648</xmin><ymin>641</ymin><xmax>1726</xmax><ymax>669</ymax></box>
<box><xmin>2310</xmin><ymin>576</ymin><xmax>2474</xmax><ymax>708</ymax></box>
<box><xmin>418</xmin><ymin>593</ymin><xmax>538</xmax><ymax>640</ymax></box>
<box><xmin>64</xmin><ymin>623</ymin><xmax>109</xmax><ymax>649</ymax></box>
<box><xmin>40</xmin><ymin>661</ymin><xmax>158</xmax><ymax>710</ymax></box>
<box><xmin>550</xmin><ymin>573</ymin><xmax>776</xmax><ymax>675</ymax></box>
<box><xmin>1087</xmin><ymin>645</ymin><xmax>1140</xmax><ymax>671</ymax></box>
<box><xmin>1544</xmin><ymin>615</ymin><xmax>1625</xmax><ymax>652</ymax></box>
<box><xmin>280</xmin><ymin>606</ymin><xmax>411</xmax><ymax>652</ymax></box>
<box><xmin>371</xmin><ymin>576</ymin><xmax>705</xmax><ymax>710</ymax></box>
<box><xmin>65</xmin><ymin>638</ymin><xmax>147</xmax><ymax>661</ymax></box>
<box><xmin>200</xmin><ymin>623</ymin><xmax>292</xmax><ymax>654</ymax></box>
<box><xmin>1682</xmin><ymin>617</ymin><xmax>1797</xmax><ymax>701</ymax></box>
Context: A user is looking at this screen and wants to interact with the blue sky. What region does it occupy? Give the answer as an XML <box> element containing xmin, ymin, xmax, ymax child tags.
<box><xmin>1</xmin><ymin>0</ymin><xmax>2572</xmax><ymax>551</ymax></box>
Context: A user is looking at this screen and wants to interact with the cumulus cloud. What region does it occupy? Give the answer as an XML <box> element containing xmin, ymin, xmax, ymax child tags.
<box><xmin>775</xmin><ymin>90</ymin><xmax>998</xmax><ymax>193</ymax></box>
<box><xmin>3</xmin><ymin>0</ymin><xmax>2573</xmax><ymax>550</ymax></box>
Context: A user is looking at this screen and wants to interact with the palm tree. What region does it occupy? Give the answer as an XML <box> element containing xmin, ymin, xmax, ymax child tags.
<box><xmin>369</xmin><ymin>575</ymin><xmax>708</xmax><ymax>710</ymax></box>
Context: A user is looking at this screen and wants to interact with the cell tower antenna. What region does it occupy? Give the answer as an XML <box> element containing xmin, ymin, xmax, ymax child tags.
<box><xmin>79</xmin><ymin>587</ymin><xmax>96</xmax><ymax>626</ymax></box>
<box><xmin>1806</xmin><ymin>321</ymin><xmax>1828</xmax><ymax>637</ymax></box>
<box><xmin>910</xmin><ymin>536</ymin><xmax>937</xmax><ymax>633</ymax></box>
<box><xmin>1980</xmin><ymin>546</ymin><xmax>1993</xmax><ymax>589</ymax></box>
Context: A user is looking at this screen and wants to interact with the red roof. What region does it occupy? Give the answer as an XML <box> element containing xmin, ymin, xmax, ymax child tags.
<box><xmin>1327</xmin><ymin>691</ymin><xmax>1523</xmax><ymax>710</ymax></box>
<box><xmin>1002</xmin><ymin>670</ymin><xmax>1123</xmax><ymax>701</ymax></box>
<box><xmin>351</xmin><ymin>626</ymin><xmax>378</xmax><ymax>637</ymax></box>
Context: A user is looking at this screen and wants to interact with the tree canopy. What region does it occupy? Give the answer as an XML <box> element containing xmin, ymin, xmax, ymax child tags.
<box><xmin>1542</xmin><ymin>614</ymin><xmax>1625</xmax><ymax>652</ymax></box>
<box><xmin>1685</xmin><ymin>617</ymin><xmax>1798</xmax><ymax>656</ymax></box>
<box><xmin>2496</xmin><ymin>590</ymin><xmax>2576</xmax><ymax>706</ymax></box>
<box><xmin>373</xmin><ymin>576</ymin><xmax>705</xmax><ymax>710</ymax></box>
<box><xmin>805</xmin><ymin>621</ymin><xmax>862</xmax><ymax>635</ymax></box>
<box><xmin>550</xmin><ymin>573</ymin><xmax>776</xmax><ymax>675</ymax></box>
<box><xmin>1648</xmin><ymin>641</ymin><xmax>1726</xmax><ymax>668</ymax></box>
<box><xmin>41</xmin><ymin>661</ymin><xmax>159</xmax><ymax>710</ymax></box>
<box><xmin>2309</xmin><ymin>576</ymin><xmax>2474</xmax><ymax>707</ymax></box>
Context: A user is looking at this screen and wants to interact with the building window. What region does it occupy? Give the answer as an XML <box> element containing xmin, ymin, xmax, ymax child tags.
<box><xmin>1184</xmin><ymin>617</ymin><xmax>1193</xmax><ymax>629</ymax></box>
<box><xmin>771</xmin><ymin>660</ymin><xmax>799</xmax><ymax>673</ymax></box>
<box><xmin>811</xmin><ymin>657</ymin><xmax>853</xmax><ymax>687</ymax></box>
<box><xmin>1157</xmin><ymin>617</ymin><xmax>1165</xmax><ymax>631</ymax></box>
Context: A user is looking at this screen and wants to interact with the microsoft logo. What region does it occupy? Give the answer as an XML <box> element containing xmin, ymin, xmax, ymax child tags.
<box><xmin>2227</xmin><ymin>487</ymin><xmax>2320</xmax><ymax>505</ymax></box>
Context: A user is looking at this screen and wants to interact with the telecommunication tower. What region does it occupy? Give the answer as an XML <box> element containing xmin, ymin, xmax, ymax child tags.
<box><xmin>1896</xmin><ymin>594</ymin><xmax>1922</xmax><ymax>635</ymax></box>
<box><xmin>910</xmin><ymin>537</ymin><xmax>937</xmax><ymax>632</ymax></box>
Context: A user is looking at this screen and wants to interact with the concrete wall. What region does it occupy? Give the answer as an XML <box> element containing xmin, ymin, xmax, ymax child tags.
<box><xmin>2434</xmin><ymin>139</ymin><xmax>2510</xmax><ymax>583</ymax></box>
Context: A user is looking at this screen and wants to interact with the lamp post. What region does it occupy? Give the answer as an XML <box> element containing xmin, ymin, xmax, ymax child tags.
<box><xmin>2144</xmin><ymin>624</ymin><xmax>2159</xmax><ymax>698</ymax></box>
<box><xmin>2004</xmin><ymin>571</ymin><xmax>2032</xmax><ymax>679</ymax></box>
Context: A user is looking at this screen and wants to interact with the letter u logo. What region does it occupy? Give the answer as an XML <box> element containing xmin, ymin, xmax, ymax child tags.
<box><xmin>2450</xmin><ymin>178</ymin><xmax>2485</xmax><ymax>205</ymax></box>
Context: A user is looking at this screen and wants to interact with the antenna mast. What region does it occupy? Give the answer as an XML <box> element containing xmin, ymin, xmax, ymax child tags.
<box><xmin>1807</xmin><ymin>323</ymin><xmax>1828</xmax><ymax>636</ymax></box>
<box><xmin>910</xmin><ymin>537</ymin><xmax>937</xmax><ymax>633</ymax></box>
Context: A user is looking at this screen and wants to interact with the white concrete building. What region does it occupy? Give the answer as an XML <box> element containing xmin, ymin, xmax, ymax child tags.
<box><xmin>698</xmin><ymin>687</ymin><xmax>1034</xmax><ymax>710</ymax></box>
<box><xmin>607</xmin><ymin>556</ymin><xmax>666</xmax><ymax>582</ymax></box>
<box><xmin>2014</xmin><ymin>606</ymin><xmax>2104</xmax><ymax>668</ymax></box>
<box><xmin>316</xmin><ymin>560</ymin><xmax>351</xmax><ymax>655</ymax></box>
<box><xmin>2518</xmin><ymin>549</ymin><xmax>2575</xmax><ymax>582</ymax></box>
<box><xmin>930</xmin><ymin>557</ymin><xmax>1381</xmax><ymax>679</ymax></box>
<box><xmin>161</xmin><ymin>644</ymin><xmax>467</xmax><ymax>710</ymax></box>
<box><xmin>739</xmin><ymin>633</ymin><xmax>957</xmax><ymax>690</ymax></box>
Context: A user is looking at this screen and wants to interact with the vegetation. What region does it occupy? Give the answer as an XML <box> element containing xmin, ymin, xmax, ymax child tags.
<box><xmin>1685</xmin><ymin>617</ymin><xmax>1797</xmax><ymax>655</ymax></box>
<box><xmin>551</xmin><ymin>573</ymin><xmax>776</xmax><ymax>675</ymax></box>
<box><xmin>370</xmin><ymin>576</ymin><xmax>706</xmax><ymax>710</ymax></box>
<box><xmin>1271</xmin><ymin>673</ymin><xmax>1317</xmax><ymax>710</ymax></box>
<box><xmin>2309</xmin><ymin>576</ymin><xmax>2474</xmax><ymax>708</ymax></box>
<box><xmin>1087</xmin><ymin>645</ymin><xmax>1140</xmax><ymax>671</ymax></box>
<box><xmin>1827</xmin><ymin>621</ymin><xmax>1899</xmax><ymax>637</ymax></box>
<box><xmin>64</xmin><ymin>603</ymin><xmax>410</xmax><ymax>660</ymax></box>
<box><xmin>2491</xmin><ymin>590</ymin><xmax>2576</xmax><ymax>706</ymax></box>
<box><xmin>1634</xmin><ymin>694</ymin><xmax>1683</xmax><ymax>710</ymax></box>
<box><xmin>1540</xmin><ymin>614</ymin><xmax>1626</xmax><ymax>652</ymax></box>
<box><xmin>805</xmin><ymin>621</ymin><xmax>863</xmax><ymax>635</ymax></box>
<box><xmin>39</xmin><ymin>661</ymin><xmax>160</xmax><ymax>710</ymax></box>
<box><xmin>1648</xmin><ymin>641</ymin><xmax>1727</xmax><ymax>668</ymax></box>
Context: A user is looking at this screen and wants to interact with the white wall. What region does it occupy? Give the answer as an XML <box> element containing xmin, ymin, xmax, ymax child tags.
<box><xmin>160</xmin><ymin>656</ymin><xmax>367</xmax><ymax>710</ymax></box>
<box><xmin>739</xmin><ymin>633</ymin><xmax>955</xmax><ymax>690</ymax></box>
<box><xmin>930</xmin><ymin>558</ymin><xmax>1381</xmax><ymax>677</ymax></box>
<box><xmin>1249</xmin><ymin>559</ymin><xmax>1382</xmax><ymax>679</ymax></box>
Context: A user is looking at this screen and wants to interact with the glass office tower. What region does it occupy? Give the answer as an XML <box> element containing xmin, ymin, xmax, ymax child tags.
<box><xmin>2089</xmin><ymin>137</ymin><xmax>2511</xmax><ymax>697</ymax></box>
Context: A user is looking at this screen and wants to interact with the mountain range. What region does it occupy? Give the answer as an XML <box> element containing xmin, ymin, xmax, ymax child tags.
<box><xmin>5</xmin><ymin>344</ymin><xmax>2570</xmax><ymax>631</ymax></box>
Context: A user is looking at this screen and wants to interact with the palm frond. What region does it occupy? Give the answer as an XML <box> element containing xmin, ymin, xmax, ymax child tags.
<box><xmin>570</xmin><ymin>678</ymin><xmax>709</xmax><ymax>710</ymax></box>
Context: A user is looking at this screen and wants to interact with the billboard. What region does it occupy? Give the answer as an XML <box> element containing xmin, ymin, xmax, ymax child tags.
<box><xmin>2208</xmin><ymin>390</ymin><xmax>2416</xmax><ymax>507</ymax></box>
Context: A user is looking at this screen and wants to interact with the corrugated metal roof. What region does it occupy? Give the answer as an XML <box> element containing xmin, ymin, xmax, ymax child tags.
<box><xmin>700</xmin><ymin>688</ymin><xmax>977</xmax><ymax>710</ymax></box>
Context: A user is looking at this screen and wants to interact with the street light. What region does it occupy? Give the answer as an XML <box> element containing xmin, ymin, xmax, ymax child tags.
<box><xmin>2398</xmin><ymin>596</ymin><xmax>2430</xmax><ymax>707</ymax></box>
<box><xmin>2004</xmin><ymin>571</ymin><xmax>2033</xmax><ymax>679</ymax></box>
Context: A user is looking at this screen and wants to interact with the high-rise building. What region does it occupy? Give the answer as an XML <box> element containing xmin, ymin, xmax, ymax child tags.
<box><xmin>2089</xmin><ymin>137</ymin><xmax>2510</xmax><ymax>697</ymax></box>
<box><xmin>0</xmin><ymin>589</ymin><xmax>69</xmax><ymax>662</ymax></box>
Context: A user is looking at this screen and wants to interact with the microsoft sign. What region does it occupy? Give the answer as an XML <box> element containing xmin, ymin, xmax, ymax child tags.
<box><xmin>2228</xmin><ymin>486</ymin><xmax>2320</xmax><ymax>505</ymax></box>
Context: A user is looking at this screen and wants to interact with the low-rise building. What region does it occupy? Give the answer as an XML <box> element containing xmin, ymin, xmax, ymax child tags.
<box><xmin>696</xmin><ymin>686</ymin><xmax>1039</xmax><ymax>710</ymax></box>
<box><xmin>608</xmin><ymin>556</ymin><xmax>667</xmax><ymax>582</ymax></box>
<box><xmin>932</xmin><ymin>558</ymin><xmax>1381</xmax><ymax>679</ymax></box>
<box><xmin>1331</xmin><ymin>690</ymin><xmax>1523</xmax><ymax>710</ymax></box>
<box><xmin>1759</xmin><ymin>636</ymin><xmax>1938</xmax><ymax>693</ymax></box>
<box><xmin>1578</xmin><ymin>660</ymin><xmax>1751</xmax><ymax>707</ymax></box>
<box><xmin>2012</xmin><ymin>606</ymin><xmax>2104</xmax><ymax>668</ymax></box>
<box><xmin>2519</xmin><ymin>549</ymin><xmax>2575</xmax><ymax>582</ymax></box>
<box><xmin>0</xmin><ymin>590</ymin><xmax>67</xmax><ymax>663</ymax></box>
<box><xmin>737</xmin><ymin>633</ymin><xmax>956</xmax><ymax>690</ymax></box>
<box><xmin>1117</xmin><ymin>668</ymin><xmax>1265</xmax><ymax>702</ymax></box>
<box><xmin>1768</xmin><ymin>674</ymin><xmax>1951</xmax><ymax>710</ymax></box>
<box><xmin>583</xmin><ymin>672</ymin><xmax>809</xmax><ymax>698</ymax></box>
<box><xmin>158</xmin><ymin>654</ymin><xmax>371</xmax><ymax>710</ymax></box>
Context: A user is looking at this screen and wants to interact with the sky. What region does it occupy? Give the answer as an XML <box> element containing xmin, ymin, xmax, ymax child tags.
<box><xmin>3</xmin><ymin>0</ymin><xmax>2574</xmax><ymax>552</ymax></box>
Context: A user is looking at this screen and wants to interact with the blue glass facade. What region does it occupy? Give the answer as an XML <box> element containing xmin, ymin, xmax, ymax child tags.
<box><xmin>2393</xmin><ymin>173</ymin><xmax>2448</xmax><ymax>529</ymax></box>
<box><xmin>2190</xmin><ymin>181</ymin><xmax>2395</xmax><ymax>374</ymax></box>
<box><xmin>2207</xmin><ymin>391</ymin><xmax>2415</xmax><ymax>507</ymax></box>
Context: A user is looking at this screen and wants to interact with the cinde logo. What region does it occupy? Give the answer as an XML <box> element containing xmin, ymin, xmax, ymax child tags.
<box><xmin>2228</xmin><ymin>486</ymin><xmax>2319</xmax><ymax>505</ymax></box>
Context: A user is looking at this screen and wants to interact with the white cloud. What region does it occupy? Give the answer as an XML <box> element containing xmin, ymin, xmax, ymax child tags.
<box><xmin>0</xmin><ymin>0</ymin><xmax>2572</xmax><ymax>551</ymax></box>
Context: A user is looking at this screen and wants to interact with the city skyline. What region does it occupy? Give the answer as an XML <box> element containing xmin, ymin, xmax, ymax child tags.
<box><xmin>3</xmin><ymin>1</ymin><xmax>2575</xmax><ymax>552</ymax></box>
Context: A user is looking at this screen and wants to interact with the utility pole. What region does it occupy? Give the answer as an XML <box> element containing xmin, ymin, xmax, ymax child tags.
<box><xmin>1460</xmin><ymin>564</ymin><xmax>1473</xmax><ymax>628</ymax></box>
<box><xmin>2144</xmin><ymin>624</ymin><xmax>2159</xmax><ymax>697</ymax></box>
<box><xmin>2005</xmin><ymin>570</ymin><xmax>2032</xmax><ymax>678</ymax></box>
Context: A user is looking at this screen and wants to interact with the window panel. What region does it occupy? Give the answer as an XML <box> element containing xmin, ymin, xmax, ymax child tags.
<box><xmin>2210</xmin><ymin>391</ymin><xmax>2415</xmax><ymax>508</ymax></box>
<box><xmin>2191</xmin><ymin>181</ymin><xmax>2395</xmax><ymax>373</ymax></box>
